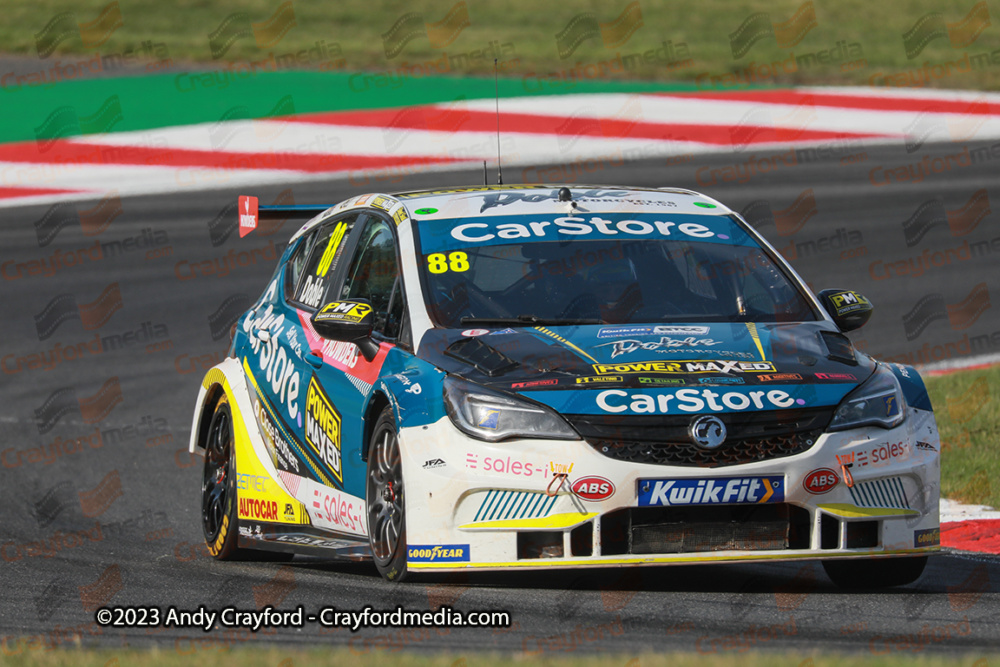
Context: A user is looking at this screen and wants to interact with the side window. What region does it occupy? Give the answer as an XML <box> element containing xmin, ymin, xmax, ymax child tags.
<box><xmin>284</xmin><ymin>231</ymin><xmax>317</xmax><ymax>298</ymax></box>
<box><xmin>340</xmin><ymin>219</ymin><xmax>401</xmax><ymax>338</ymax></box>
<box><xmin>292</xmin><ymin>214</ymin><xmax>361</xmax><ymax>309</ymax></box>
<box><xmin>384</xmin><ymin>277</ymin><xmax>405</xmax><ymax>341</ymax></box>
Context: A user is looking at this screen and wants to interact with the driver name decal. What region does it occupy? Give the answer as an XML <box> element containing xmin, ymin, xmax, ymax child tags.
<box><xmin>598</xmin><ymin>336</ymin><xmax>725</xmax><ymax>359</ymax></box>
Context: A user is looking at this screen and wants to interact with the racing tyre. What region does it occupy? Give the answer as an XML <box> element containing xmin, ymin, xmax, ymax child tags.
<box><xmin>366</xmin><ymin>407</ymin><xmax>409</xmax><ymax>582</ymax></box>
<box><xmin>201</xmin><ymin>395</ymin><xmax>240</xmax><ymax>559</ymax></box>
<box><xmin>822</xmin><ymin>556</ymin><xmax>928</xmax><ymax>589</ymax></box>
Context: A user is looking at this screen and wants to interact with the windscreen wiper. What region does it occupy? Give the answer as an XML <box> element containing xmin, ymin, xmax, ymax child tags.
<box><xmin>459</xmin><ymin>315</ymin><xmax>602</xmax><ymax>326</ymax></box>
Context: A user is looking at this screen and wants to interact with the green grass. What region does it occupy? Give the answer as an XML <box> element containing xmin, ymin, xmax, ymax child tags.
<box><xmin>0</xmin><ymin>649</ymin><xmax>997</xmax><ymax>667</ymax></box>
<box><xmin>924</xmin><ymin>363</ymin><xmax>1000</xmax><ymax>509</ymax></box>
<box><xmin>5</xmin><ymin>0</ymin><xmax>1000</xmax><ymax>88</ymax></box>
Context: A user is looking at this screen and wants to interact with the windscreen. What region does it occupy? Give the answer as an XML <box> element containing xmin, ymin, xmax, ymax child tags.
<box><xmin>414</xmin><ymin>212</ymin><xmax>818</xmax><ymax>328</ymax></box>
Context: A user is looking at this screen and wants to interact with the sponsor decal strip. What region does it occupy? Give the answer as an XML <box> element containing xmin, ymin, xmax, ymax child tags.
<box><xmin>531</xmin><ymin>326</ymin><xmax>598</xmax><ymax>364</ymax></box>
<box><xmin>460</xmin><ymin>512</ymin><xmax>598</xmax><ymax>530</ymax></box>
<box><xmin>202</xmin><ymin>369</ymin><xmax>307</xmax><ymax>526</ymax></box>
<box><xmin>243</xmin><ymin>358</ymin><xmax>335</xmax><ymax>488</ymax></box>
<box><xmin>473</xmin><ymin>490</ymin><xmax>557</xmax><ymax>523</ymax></box>
<box><xmin>296</xmin><ymin>309</ymin><xmax>390</xmax><ymax>385</ymax></box>
<box><xmin>745</xmin><ymin>322</ymin><xmax>766</xmax><ymax>362</ymax></box>
<box><xmin>304</xmin><ymin>375</ymin><xmax>344</xmax><ymax>485</ymax></box>
<box><xmin>639</xmin><ymin>476</ymin><xmax>784</xmax><ymax>507</ymax></box>
<box><xmin>407</xmin><ymin>544</ymin><xmax>470</xmax><ymax>562</ymax></box>
<box><xmin>420</xmin><ymin>213</ymin><xmax>756</xmax><ymax>254</ymax></box>
<box><xmin>522</xmin><ymin>383</ymin><xmax>851</xmax><ymax>415</ymax></box>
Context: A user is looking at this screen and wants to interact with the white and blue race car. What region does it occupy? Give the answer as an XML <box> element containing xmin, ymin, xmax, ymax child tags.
<box><xmin>189</xmin><ymin>185</ymin><xmax>940</xmax><ymax>586</ymax></box>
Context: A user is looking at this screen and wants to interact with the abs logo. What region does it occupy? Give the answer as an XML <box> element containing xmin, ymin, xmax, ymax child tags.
<box><xmin>305</xmin><ymin>375</ymin><xmax>342</xmax><ymax>483</ymax></box>
<box><xmin>803</xmin><ymin>468</ymin><xmax>839</xmax><ymax>494</ymax></box>
<box><xmin>571</xmin><ymin>476</ymin><xmax>615</xmax><ymax>501</ymax></box>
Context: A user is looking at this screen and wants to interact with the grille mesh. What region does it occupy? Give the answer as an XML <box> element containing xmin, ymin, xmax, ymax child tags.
<box><xmin>631</xmin><ymin>520</ymin><xmax>788</xmax><ymax>553</ymax></box>
<box><xmin>601</xmin><ymin>504</ymin><xmax>807</xmax><ymax>555</ymax></box>
<box><xmin>565</xmin><ymin>408</ymin><xmax>832</xmax><ymax>468</ymax></box>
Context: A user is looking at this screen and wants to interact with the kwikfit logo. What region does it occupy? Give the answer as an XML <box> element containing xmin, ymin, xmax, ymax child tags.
<box><xmin>638</xmin><ymin>476</ymin><xmax>784</xmax><ymax>507</ymax></box>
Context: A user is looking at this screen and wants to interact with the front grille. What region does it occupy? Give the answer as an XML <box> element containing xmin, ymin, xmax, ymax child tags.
<box><xmin>565</xmin><ymin>408</ymin><xmax>831</xmax><ymax>468</ymax></box>
<box><xmin>601</xmin><ymin>504</ymin><xmax>811</xmax><ymax>555</ymax></box>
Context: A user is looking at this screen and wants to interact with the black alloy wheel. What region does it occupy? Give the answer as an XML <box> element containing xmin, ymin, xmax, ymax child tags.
<box><xmin>366</xmin><ymin>407</ymin><xmax>409</xmax><ymax>581</ymax></box>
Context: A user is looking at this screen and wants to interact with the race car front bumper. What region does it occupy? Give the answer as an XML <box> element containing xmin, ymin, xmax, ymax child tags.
<box><xmin>398</xmin><ymin>406</ymin><xmax>941</xmax><ymax>572</ymax></box>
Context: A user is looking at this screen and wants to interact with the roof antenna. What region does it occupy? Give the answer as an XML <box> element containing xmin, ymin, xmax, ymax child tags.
<box><xmin>494</xmin><ymin>58</ymin><xmax>503</xmax><ymax>185</ymax></box>
<box><xmin>483</xmin><ymin>160</ymin><xmax>487</xmax><ymax>186</ymax></box>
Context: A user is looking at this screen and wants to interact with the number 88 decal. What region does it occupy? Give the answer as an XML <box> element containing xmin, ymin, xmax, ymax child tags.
<box><xmin>426</xmin><ymin>251</ymin><xmax>470</xmax><ymax>273</ymax></box>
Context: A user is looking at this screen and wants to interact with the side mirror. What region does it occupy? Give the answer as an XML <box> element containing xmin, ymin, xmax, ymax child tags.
<box><xmin>311</xmin><ymin>300</ymin><xmax>379</xmax><ymax>361</ymax></box>
<box><xmin>817</xmin><ymin>289</ymin><xmax>873</xmax><ymax>332</ymax></box>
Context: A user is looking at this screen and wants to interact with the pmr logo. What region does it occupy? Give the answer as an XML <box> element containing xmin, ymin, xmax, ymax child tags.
<box><xmin>827</xmin><ymin>290</ymin><xmax>870</xmax><ymax>316</ymax></box>
<box><xmin>305</xmin><ymin>376</ymin><xmax>342</xmax><ymax>483</ymax></box>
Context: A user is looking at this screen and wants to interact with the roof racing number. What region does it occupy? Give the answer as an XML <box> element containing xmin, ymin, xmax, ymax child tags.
<box><xmin>426</xmin><ymin>251</ymin><xmax>469</xmax><ymax>274</ymax></box>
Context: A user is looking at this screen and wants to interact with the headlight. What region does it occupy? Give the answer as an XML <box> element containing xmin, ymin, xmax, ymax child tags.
<box><xmin>828</xmin><ymin>365</ymin><xmax>906</xmax><ymax>431</ymax></box>
<box><xmin>443</xmin><ymin>376</ymin><xmax>579</xmax><ymax>442</ymax></box>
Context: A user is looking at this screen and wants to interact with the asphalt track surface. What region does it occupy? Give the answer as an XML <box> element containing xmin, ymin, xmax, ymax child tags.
<box><xmin>2</xmin><ymin>139</ymin><xmax>1000</xmax><ymax>657</ymax></box>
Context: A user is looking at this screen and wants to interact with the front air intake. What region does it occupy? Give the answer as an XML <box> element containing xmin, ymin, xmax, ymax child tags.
<box><xmin>601</xmin><ymin>504</ymin><xmax>811</xmax><ymax>554</ymax></box>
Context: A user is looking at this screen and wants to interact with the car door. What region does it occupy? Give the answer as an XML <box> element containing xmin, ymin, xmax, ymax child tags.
<box><xmin>271</xmin><ymin>210</ymin><xmax>364</xmax><ymax>494</ymax></box>
<box><xmin>307</xmin><ymin>214</ymin><xmax>407</xmax><ymax>502</ymax></box>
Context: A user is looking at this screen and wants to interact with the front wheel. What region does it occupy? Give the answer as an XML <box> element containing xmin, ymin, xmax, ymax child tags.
<box><xmin>822</xmin><ymin>556</ymin><xmax>928</xmax><ymax>589</ymax></box>
<box><xmin>366</xmin><ymin>407</ymin><xmax>409</xmax><ymax>581</ymax></box>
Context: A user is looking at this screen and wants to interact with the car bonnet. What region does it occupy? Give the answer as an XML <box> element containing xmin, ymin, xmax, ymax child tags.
<box><xmin>417</xmin><ymin>321</ymin><xmax>874</xmax><ymax>415</ymax></box>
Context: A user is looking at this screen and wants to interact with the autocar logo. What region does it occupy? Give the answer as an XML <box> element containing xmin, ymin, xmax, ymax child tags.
<box><xmin>689</xmin><ymin>415</ymin><xmax>726</xmax><ymax>449</ymax></box>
